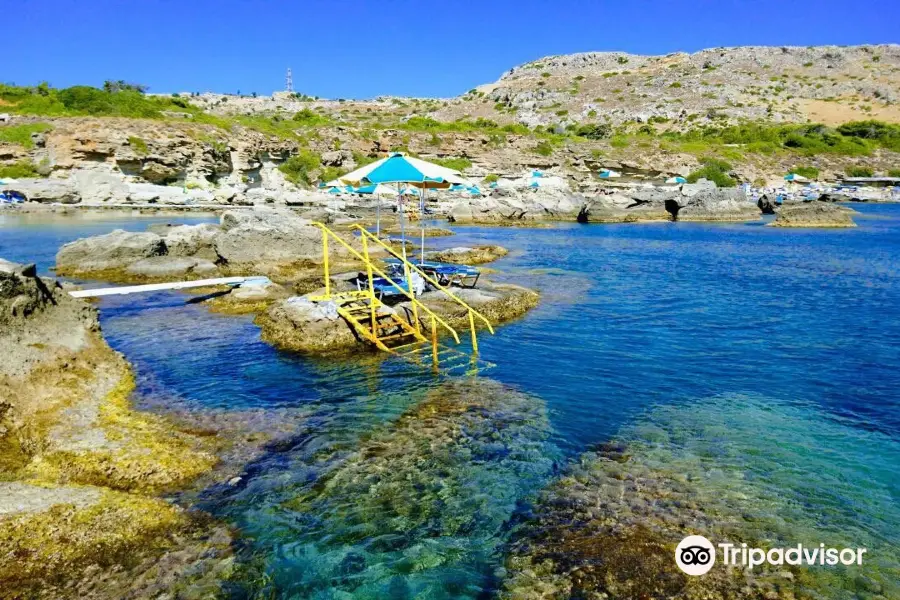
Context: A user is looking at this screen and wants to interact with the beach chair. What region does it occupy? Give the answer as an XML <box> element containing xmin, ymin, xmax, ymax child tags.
<box><xmin>385</xmin><ymin>258</ymin><xmax>480</xmax><ymax>289</ymax></box>
<box><xmin>356</xmin><ymin>272</ymin><xmax>421</xmax><ymax>301</ymax></box>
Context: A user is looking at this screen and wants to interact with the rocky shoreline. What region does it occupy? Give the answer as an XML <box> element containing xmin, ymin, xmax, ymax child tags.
<box><xmin>0</xmin><ymin>259</ymin><xmax>235</xmax><ymax>598</ymax></box>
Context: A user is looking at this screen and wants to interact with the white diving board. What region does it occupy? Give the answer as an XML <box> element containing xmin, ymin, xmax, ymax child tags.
<box><xmin>68</xmin><ymin>276</ymin><xmax>270</xmax><ymax>298</ymax></box>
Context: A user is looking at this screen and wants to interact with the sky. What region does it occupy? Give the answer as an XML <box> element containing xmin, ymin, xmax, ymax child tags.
<box><xmin>6</xmin><ymin>0</ymin><xmax>899</xmax><ymax>99</ymax></box>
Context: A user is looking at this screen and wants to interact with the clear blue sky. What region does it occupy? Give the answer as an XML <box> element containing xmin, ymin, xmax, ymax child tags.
<box><xmin>7</xmin><ymin>0</ymin><xmax>898</xmax><ymax>98</ymax></box>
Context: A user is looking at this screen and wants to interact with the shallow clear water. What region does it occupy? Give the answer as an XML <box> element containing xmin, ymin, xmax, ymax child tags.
<box><xmin>2</xmin><ymin>206</ymin><xmax>898</xmax><ymax>598</ymax></box>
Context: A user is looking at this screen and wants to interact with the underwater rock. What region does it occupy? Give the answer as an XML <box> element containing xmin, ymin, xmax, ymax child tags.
<box><xmin>428</xmin><ymin>245</ymin><xmax>509</xmax><ymax>265</ymax></box>
<box><xmin>770</xmin><ymin>201</ymin><xmax>857</xmax><ymax>228</ymax></box>
<box><xmin>266</xmin><ymin>378</ymin><xmax>556</xmax><ymax>598</ymax></box>
<box><xmin>502</xmin><ymin>395</ymin><xmax>900</xmax><ymax>599</ymax></box>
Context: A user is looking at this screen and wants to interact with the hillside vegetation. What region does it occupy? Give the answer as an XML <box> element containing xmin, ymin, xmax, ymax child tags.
<box><xmin>1</xmin><ymin>45</ymin><xmax>899</xmax><ymax>187</ymax></box>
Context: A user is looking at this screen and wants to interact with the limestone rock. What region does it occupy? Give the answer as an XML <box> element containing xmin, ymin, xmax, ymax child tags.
<box><xmin>255</xmin><ymin>296</ymin><xmax>365</xmax><ymax>353</ymax></box>
<box><xmin>769</xmin><ymin>201</ymin><xmax>857</xmax><ymax>228</ymax></box>
<box><xmin>125</xmin><ymin>256</ymin><xmax>219</xmax><ymax>278</ymax></box>
<box><xmin>213</xmin><ymin>208</ymin><xmax>323</xmax><ymax>265</ymax></box>
<box><xmin>56</xmin><ymin>229</ymin><xmax>166</xmax><ymax>274</ymax></box>
<box><xmin>163</xmin><ymin>223</ymin><xmax>219</xmax><ymax>259</ymax></box>
<box><xmin>1</xmin><ymin>178</ymin><xmax>80</xmax><ymax>204</ymax></box>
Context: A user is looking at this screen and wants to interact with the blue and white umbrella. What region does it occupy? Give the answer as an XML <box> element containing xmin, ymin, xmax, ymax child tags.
<box><xmin>666</xmin><ymin>176</ymin><xmax>687</xmax><ymax>184</ymax></box>
<box><xmin>354</xmin><ymin>183</ymin><xmax>397</xmax><ymax>197</ymax></box>
<box><xmin>784</xmin><ymin>173</ymin><xmax>809</xmax><ymax>183</ymax></box>
<box><xmin>532</xmin><ymin>169</ymin><xmax>543</xmax><ymax>178</ymax></box>
<box><xmin>336</xmin><ymin>153</ymin><xmax>472</xmax><ymax>261</ymax></box>
<box><xmin>598</xmin><ymin>169</ymin><xmax>621</xmax><ymax>179</ymax></box>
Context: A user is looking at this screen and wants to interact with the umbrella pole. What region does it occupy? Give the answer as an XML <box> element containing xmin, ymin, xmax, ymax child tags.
<box><xmin>398</xmin><ymin>185</ymin><xmax>407</xmax><ymax>261</ymax></box>
<box><xmin>376</xmin><ymin>194</ymin><xmax>381</xmax><ymax>237</ymax></box>
<box><xmin>420</xmin><ymin>187</ymin><xmax>426</xmax><ymax>265</ymax></box>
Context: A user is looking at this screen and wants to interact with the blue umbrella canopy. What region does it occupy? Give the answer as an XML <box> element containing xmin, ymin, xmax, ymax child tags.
<box><xmin>666</xmin><ymin>176</ymin><xmax>687</xmax><ymax>184</ymax></box>
<box><xmin>784</xmin><ymin>173</ymin><xmax>809</xmax><ymax>182</ymax></box>
<box><xmin>532</xmin><ymin>169</ymin><xmax>543</xmax><ymax>178</ymax></box>
<box><xmin>339</xmin><ymin>153</ymin><xmax>469</xmax><ymax>188</ymax></box>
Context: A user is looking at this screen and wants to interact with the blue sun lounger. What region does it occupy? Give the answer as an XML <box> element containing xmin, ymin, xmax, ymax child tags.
<box><xmin>356</xmin><ymin>273</ymin><xmax>413</xmax><ymax>300</ymax></box>
<box><xmin>384</xmin><ymin>258</ymin><xmax>480</xmax><ymax>289</ymax></box>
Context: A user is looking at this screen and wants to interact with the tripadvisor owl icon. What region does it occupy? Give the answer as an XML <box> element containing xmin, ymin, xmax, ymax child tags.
<box><xmin>675</xmin><ymin>535</ymin><xmax>716</xmax><ymax>576</ymax></box>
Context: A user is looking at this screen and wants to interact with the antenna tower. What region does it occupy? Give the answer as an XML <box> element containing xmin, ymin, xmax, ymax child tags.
<box><xmin>286</xmin><ymin>68</ymin><xmax>293</xmax><ymax>93</ymax></box>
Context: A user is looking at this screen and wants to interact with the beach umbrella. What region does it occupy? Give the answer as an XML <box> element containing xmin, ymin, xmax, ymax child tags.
<box><xmin>532</xmin><ymin>169</ymin><xmax>543</xmax><ymax>178</ymax></box>
<box><xmin>334</xmin><ymin>152</ymin><xmax>470</xmax><ymax>245</ymax></box>
<box><xmin>339</xmin><ymin>153</ymin><xmax>472</xmax><ymax>262</ymax></box>
<box><xmin>598</xmin><ymin>169</ymin><xmax>621</xmax><ymax>179</ymax></box>
<box><xmin>666</xmin><ymin>176</ymin><xmax>687</xmax><ymax>184</ymax></box>
<box><xmin>449</xmin><ymin>183</ymin><xmax>467</xmax><ymax>191</ymax></box>
<box><xmin>529</xmin><ymin>181</ymin><xmax>540</xmax><ymax>188</ymax></box>
<box><xmin>354</xmin><ymin>183</ymin><xmax>397</xmax><ymax>197</ymax></box>
<box><xmin>784</xmin><ymin>173</ymin><xmax>809</xmax><ymax>183</ymax></box>
<box><xmin>489</xmin><ymin>182</ymin><xmax>499</xmax><ymax>189</ymax></box>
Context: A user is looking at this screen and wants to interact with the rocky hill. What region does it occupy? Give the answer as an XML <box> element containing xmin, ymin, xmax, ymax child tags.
<box><xmin>438</xmin><ymin>44</ymin><xmax>900</xmax><ymax>129</ymax></box>
<box><xmin>1</xmin><ymin>44</ymin><xmax>899</xmax><ymax>205</ymax></box>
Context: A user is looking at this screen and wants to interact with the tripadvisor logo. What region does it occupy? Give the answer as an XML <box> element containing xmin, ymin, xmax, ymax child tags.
<box><xmin>675</xmin><ymin>535</ymin><xmax>867</xmax><ymax>576</ymax></box>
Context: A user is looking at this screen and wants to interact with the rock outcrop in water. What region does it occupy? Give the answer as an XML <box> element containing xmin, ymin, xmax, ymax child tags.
<box><xmin>448</xmin><ymin>188</ymin><xmax>583</xmax><ymax>224</ymax></box>
<box><xmin>579</xmin><ymin>182</ymin><xmax>761</xmax><ymax>223</ymax></box>
<box><xmin>256</xmin><ymin>279</ymin><xmax>539</xmax><ymax>354</ymax></box>
<box><xmin>55</xmin><ymin>207</ymin><xmax>358</xmax><ymax>283</ymax></box>
<box><xmin>770</xmin><ymin>201</ymin><xmax>857</xmax><ymax>228</ymax></box>
<box><xmin>428</xmin><ymin>245</ymin><xmax>510</xmax><ymax>265</ymax></box>
<box><xmin>0</xmin><ymin>259</ymin><xmax>230</xmax><ymax>598</ymax></box>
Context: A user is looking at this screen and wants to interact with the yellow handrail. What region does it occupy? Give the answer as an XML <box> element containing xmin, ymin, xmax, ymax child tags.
<box><xmin>350</xmin><ymin>225</ymin><xmax>495</xmax><ymax>335</ymax></box>
<box><xmin>311</xmin><ymin>222</ymin><xmax>461</xmax><ymax>344</ymax></box>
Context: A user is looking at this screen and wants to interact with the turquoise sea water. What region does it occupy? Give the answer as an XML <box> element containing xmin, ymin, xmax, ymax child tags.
<box><xmin>1</xmin><ymin>206</ymin><xmax>898</xmax><ymax>598</ymax></box>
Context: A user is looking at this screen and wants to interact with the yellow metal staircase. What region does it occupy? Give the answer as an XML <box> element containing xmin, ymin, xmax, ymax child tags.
<box><xmin>308</xmin><ymin>222</ymin><xmax>495</xmax><ymax>373</ymax></box>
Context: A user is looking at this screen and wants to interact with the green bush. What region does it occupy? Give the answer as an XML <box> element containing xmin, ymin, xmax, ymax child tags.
<box><xmin>0</xmin><ymin>123</ymin><xmax>52</xmax><ymax>148</ymax></box>
<box><xmin>791</xmin><ymin>166</ymin><xmax>820</xmax><ymax>179</ymax></box>
<box><xmin>533</xmin><ymin>141</ymin><xmax>553</xmax><ymax>156</ymax></box>
<box><xmin>278</xmin><ymin>151</ymin><xmax>321</xmax><ymax>186</ymax></box>
<box><xmin>0</xmin><ymin>160</ymin><xmax>39</xmax><ymax>178</ymax></box>
<box><xmin>483</xmin><ymin>173</ymin><xmax>499</xmax><ymax>183</ymax></box>
<box><xmin>575</xmin><ymin>123</ymin><xmax>611</xmax><ymax>140</ymax></box>
<box><xmin>291</xmin><ymin>108</ymin><xmax>331</xmax><ymax>127</ymax></box>
<box><xmin>432</xmin><ymin>157</ymin><xmax>472</xmax><ymax>171</ymax></box>
<box><xmin>319</xmin><ymin>166</ymin><xmax>347</xmax><ymax>183</ymax></box>
<box><xmin>127</xmin><ymin>136</ymin><xmax>148</xmax><ymax>155</ymax></box>
<box><xmin>888</xmin><ymin>169</ymin><xmax>900</xmax><ymax>178</ymax></box>
<box><xmin>687</xmin><ymin>158</ymin><xmax>736</xmax><ymax>187</ymax></box>
<box><xmin>610</xmin><ymin>135</ymin><xmax>629</xmax><ymax>148</ymax></box>
<box><xmin>845</xmin><ymin>166</ymin><xmax>873</xmax><ymax>177</ymax></box>
<box><xmin>352</xmin><ymin>151</ymin><xmax>377</xmax><ymax>168</ymax></box>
